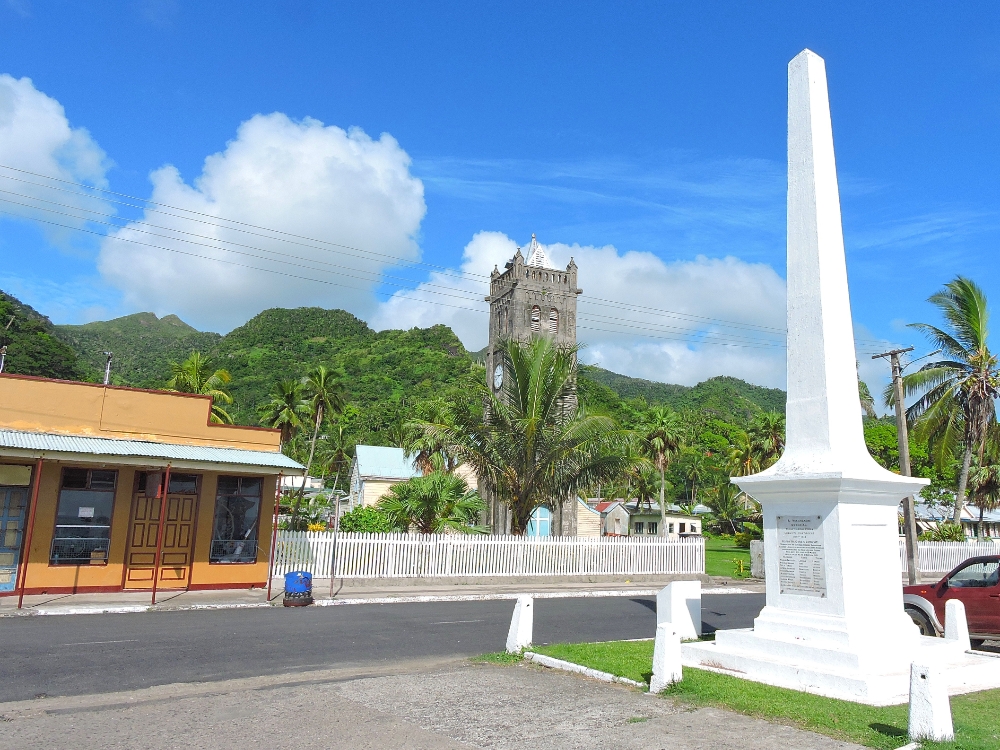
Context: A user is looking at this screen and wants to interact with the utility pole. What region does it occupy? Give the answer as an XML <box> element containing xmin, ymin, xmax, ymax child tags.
<box><xmin>0</xmin><ymin>345</ymin><xmax>6</xmax><ymax>374</ymax></box>
<box><xmin>873</xmin><ymin>346</ymin><xmax>919</xmax><ymax>584</ymax></box>
<box><xmin>102</xmin><ymin>351</ymin><xmax>113</xmax><ymax>385</ymax></box>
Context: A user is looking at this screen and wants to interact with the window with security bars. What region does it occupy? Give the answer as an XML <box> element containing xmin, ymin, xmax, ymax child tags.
<box><xmin>50</xmin><ymin>468</ymin><xmax>117</xmax><ymax>565</ymax></box>
<box><xmin>210</xmin><ymin>476</ymin><xmax>263</xmax><ymax>563</ymax></box>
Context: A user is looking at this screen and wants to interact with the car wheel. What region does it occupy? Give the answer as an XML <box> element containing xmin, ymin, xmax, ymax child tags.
<box><xmin>905</xmin><ymin>605</ymin><xmax>937</xmax><ymax>636</ymax></box>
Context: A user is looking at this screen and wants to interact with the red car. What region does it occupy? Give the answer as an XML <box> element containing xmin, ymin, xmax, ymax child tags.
<box><xmin>903</xmin><ymin>555</ymin><xmax>1000</xmax><ymax>649</ymax></box>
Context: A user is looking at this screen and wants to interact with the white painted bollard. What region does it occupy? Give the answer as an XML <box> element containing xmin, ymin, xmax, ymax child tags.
<box><xmin>944</xmin><ymin>599</ymin><xmax>971</xmax><ymax>651</ymax></box>
<box><xmin>506</xmin><ymin>595</ymin><xmax>533</xmax><ymax>653</ymax></box>
<box><xmin>908</xmin><ymin>663</ymin><xmax>954</xmax><ymax>742</ymax></box>
<box><xmin>656</xmin><ymin>580</ymin><xmax>701</xmax><ymax>639</ymax></box>
<box><xmin>649</xmin><ymin>622</ymin><xmax>682</xmax><ymax>693</ymax></box>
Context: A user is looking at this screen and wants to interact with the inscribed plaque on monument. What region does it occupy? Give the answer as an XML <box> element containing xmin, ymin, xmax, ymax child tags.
<box><xmin>777</xmin><ymin>515</ymin><xmax>826</xmax><ymax>597</ymax></box>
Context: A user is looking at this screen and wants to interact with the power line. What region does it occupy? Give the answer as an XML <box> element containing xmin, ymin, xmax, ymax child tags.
<box><xmin>0</xmin><ymin>162</ymin><xmax>899</xmax><ymax>350</ymax></box>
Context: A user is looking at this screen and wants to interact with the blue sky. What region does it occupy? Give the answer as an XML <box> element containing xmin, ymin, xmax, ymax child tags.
<box><xmin>1</xmin><ymin>1</ymin><xmax>998</xmax><ymax>394</ymax></box>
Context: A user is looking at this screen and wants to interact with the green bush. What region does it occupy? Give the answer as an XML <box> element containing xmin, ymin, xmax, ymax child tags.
<box><xmin>919</xmin><ymin>522</ymin><xmax>967</xmax><ymax>542</ymax></box>
<box><xmin>734</xmin><ymin>522</ymin><xmax>762</xmax><ymax>549</ymax></box>
<box><xmin>338</xmin><ymin>506</ymin><xmax>401</xmax><ymax>533</ymax></box>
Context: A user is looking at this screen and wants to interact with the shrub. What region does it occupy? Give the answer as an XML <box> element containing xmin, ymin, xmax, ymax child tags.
<box><xmin>918</xmin><ymin>522</ymin><xmax>967</xmax><ymax>542</ymax></box>
<box><xmin>734</xmin><ymin>522</ymin><xmax>762</xmax><ymax>549</ymax></box>
<box><xmin>338</xmin><ymin>506</ymin><xmax>400</xmax><ymax>533</ymax></box>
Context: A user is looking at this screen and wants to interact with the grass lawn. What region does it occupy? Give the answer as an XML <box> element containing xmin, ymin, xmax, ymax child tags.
<box><xmin>704</xmin><ymin>534</ymin><xmax>752</xmax><ymax>578</ymax></box>
<box><xmin>528</xmin><ymin>640</ymin><xmax>1000</xmax><ymax>750</ymax></box>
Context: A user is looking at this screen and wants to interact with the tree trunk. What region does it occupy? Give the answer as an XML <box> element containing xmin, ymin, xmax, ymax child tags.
<box><xmin>953</xmin><ymin>443</ymin><xmax>973</xmax><ymax>525</ymax></box>
<box><xmin>293</xmin><ymin>405</ymin><xmax>323</xmax><ymax>528</ymax></box>
<box><xmin>658</xmin><ymin>463</ymin><xmax>667</xmax><ymax>537</ymax></box>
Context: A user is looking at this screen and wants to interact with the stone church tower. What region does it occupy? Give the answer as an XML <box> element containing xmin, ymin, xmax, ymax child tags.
<box><xmin>483</xmin><ymin>235</ymin><xmax>583</xmax><ymax>534</ymax></box>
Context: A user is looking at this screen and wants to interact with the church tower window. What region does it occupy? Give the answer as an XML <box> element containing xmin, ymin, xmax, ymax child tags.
<box><xmin>530</xmin><ymin>305</ymin><xmax>541</xmax><ymax>332</ymax></box>
<box><xmin>549</xmin><ymin>308</ymin><xmax>558</xmax><ymax>334</ymax></box>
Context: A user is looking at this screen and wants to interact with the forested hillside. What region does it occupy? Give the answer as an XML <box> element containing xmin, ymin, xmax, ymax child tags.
<box><xmin>55</xmin><ymin>312</ymin><xmax>221</xmax><ymax>387</ymax></box>
<box><xmin>1</xmin><ymin>289</ymin><xmax>788</xmax><ymax>461</ymax></box>
<box><xmin>0</xmin><ymin>291</ymin><xmax>85</xmax><ymax>381</ymax></box>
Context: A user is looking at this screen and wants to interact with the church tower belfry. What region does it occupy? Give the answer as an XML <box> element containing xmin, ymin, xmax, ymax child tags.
<box><xmin>484</xmin><ymin>234</ymin><xmax>582</xmax><ymax>395</ymax></box>
<box><xmin>483</xmin><ymin>235</ymin><xmax>583</xmax><ymax>536</ymax></box>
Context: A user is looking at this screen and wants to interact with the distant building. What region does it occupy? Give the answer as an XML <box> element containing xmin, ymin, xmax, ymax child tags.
<box><xmin>524</xmin><ymin>498</ymin><xmax>601</xmax><ymax>538</ymax></box>
<box><xmin>484</xmin><ymin>235</ymin><xmax>583</xmax><ymax>534</ymax></box>
<box><xmin>347</xmin><ymin>446</ymin><xmax>419</xmax><ymax>511</ymax></box>
<box><xmin>912</xmin><ymin>501</ymin><xmax>1000</xmax><ymax>540</ymax></box>
<box><xmin>592</xmin><ymin>499</ymin><xmax>702</xmax><ymax>537</ymax></box>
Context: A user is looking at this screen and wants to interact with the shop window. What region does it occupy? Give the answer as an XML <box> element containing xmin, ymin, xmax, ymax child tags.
<box><xmin>50</xmin><ymin>468</ymin><xmax>117</xmax><ymax>565</ymax></box>
<box><xmin>210</xmin><ymin>476</ymin><xmax>263</xmax><ymax>563</ymax></box>
<box><xmin>137</xmin><ymin>472</ymin><xmax>200</xmax><ymax>496</ymax></box>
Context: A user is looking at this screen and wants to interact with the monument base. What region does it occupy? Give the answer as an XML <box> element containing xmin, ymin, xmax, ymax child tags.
<box><xmin>682</xmin><ymin>630</ymin><xmax>1000</xmax><ymax>706</ymax></box>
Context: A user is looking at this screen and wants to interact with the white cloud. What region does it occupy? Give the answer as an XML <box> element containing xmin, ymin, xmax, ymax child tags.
<box><xmin>374</xmin><ymin>232</ymin><xmax>789</xmax><ymax>388</ymax></box>
<box><xmin>98</xmin><ymin>113</ymin><xmax>426</xmax><ymax>332</ymax></box>
<box><xmin>0</xmin><ymin>74</ymin><xmax>111</xmax><ymax>243</ymax></box>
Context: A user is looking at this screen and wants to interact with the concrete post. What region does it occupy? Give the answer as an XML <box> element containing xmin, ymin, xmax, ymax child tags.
<box><xmin>944</xmin><ymin>599</ymin><xmax>971</xmax><ymax>651</ymax></box>
<box><xmin>506</xmin><ymin>595</ymin><xmax>533</xmax><ymax>653</ymax></box>
<box><xmin>656</xmin><ymin>580</ymin><xmax>701</xmax><ymax>639</ymax></box>
<box><xmin>908</xmin><ymin>663</ymin><xmax>954</xmax><ymax>742</ymax></box>
<box><xmin>649</xmin><ymin>623</ymin><xmax>683</xmax><ymax>692</ymax></box>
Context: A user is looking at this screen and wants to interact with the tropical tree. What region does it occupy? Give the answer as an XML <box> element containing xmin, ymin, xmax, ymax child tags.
<box><xmin>728</xmin><ymin>431</ymin><xmax>761</xmax><ymax>477</ymax></box>
<box><xmin>378</xmin><ymin>473</ymin><xmax>487</xmax><ymax>534</ymax></box>
<box><xmin>405</xmin><ymin>401</ymin><xmax>462</xmax><ymax>474</ymax></box>
<box><xmin>749</xmin><ymin>411</ymin><xmax>785</xmax><ymax>469</ymax></box>
<box><xmin>293</xmin><ymin>365</ymin><xmax>348</xmax><ymax>524</ymax></box>
<box><xmin>257</xmin><ymin>379</ymin><xmax>306</xmax><ymax>447</ymax></box>
<box><xmin>968</xmin><ymin>429</ymin><xmax>1000</xmax><ymax>541</ymax></box>
<box><xmin>859</xmin><ymin>379</ymin><xmax>878</xmax><ymax>418</ymax></box>
<box><xmin>706</xmin><ymin>482</ymin><xmax>745</xmax><ymax>535</ymax></box>
<box><xmin>316</xmin><ymin>420</ymin><xmax>354</xmax><ymax>492</ymax></box>
<box><xmin>424</xmin><ymin>337</ymin><xmax>641</xmax><ymax>535</ymax></box>
<box><xmin>897</xmin><ymin>277</ymin><xmax>1000</xmax><ymax>524</ymax></box>
<box><xmin>641</xmin><ymin>407</ymin><xmax>684</xmax><ymax>535</ymax></box>
<box><xmin>677</xmin><ymin>448</ymin><xmax>710</xmax><ymax>505</ymax></box>
<box><xmin>165</xmin><ymin>351</ymin><xmax>234</xmax><ymax>424</ymax></box>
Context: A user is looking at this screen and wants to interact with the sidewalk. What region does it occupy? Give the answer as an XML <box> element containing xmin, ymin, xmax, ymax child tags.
<box><xmin>0</xmin><ymin>575</ymin><xmax>763</xmax><ymax>616</ymax></box>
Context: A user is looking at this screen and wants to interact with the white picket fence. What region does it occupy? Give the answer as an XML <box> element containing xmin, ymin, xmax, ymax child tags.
<box><xmin>898</xmin><ymin>539</ymin><xmax>999</xmax><ymax>576</ymax></box>
<box><xmin>271</xmin><ymin>532</ymin><xmax>705</xmax><ymax>579</ymax></box>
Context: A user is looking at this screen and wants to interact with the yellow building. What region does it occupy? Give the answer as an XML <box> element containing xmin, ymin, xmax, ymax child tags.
<box><xmin>0</xmin><ymin>373</ymin><xmax>302</xmax><ymax>599</ymax></box>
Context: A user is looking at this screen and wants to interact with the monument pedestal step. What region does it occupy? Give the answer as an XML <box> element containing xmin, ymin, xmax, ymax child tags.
<box><xmin>682</xmin><ymin>631</ymin><xmax>1000</xmax><ymax>706</ymax></box>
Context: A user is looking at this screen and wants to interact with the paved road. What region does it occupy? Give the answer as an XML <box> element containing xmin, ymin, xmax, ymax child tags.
<box><xmin>0</xmin><ymin>593</ymin><xmax>764</xmax><ymax>703</ymax></box>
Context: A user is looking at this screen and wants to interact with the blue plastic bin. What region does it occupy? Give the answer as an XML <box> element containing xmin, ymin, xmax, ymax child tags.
<box><xmin>283</xmin><ymin>570</ymin><xmax>313</xmax><ymax>606</ymax></box>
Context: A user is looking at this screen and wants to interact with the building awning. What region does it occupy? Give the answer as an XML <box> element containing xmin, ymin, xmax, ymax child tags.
<box><xmin>0</xmin><ymin>429</ymin><xmax>304</xmax><ymax>475</ymax></box>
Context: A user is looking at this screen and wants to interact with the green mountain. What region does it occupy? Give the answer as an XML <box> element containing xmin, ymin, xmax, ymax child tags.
<box><xmin>214</xmin><ymin>308</ymin><xmax>477</xmax><ymax>423</ymax></box>
<box><xmin>0</xmin><ymin>287</ymin><xmax>785</xmax><ymax>430</ymax></box>
<box><xmin>55</xmin><ymin>312</ymin><xmax>222</xmax><ymax>388</ymax></box>
<box><xmin>0</xmin><ymin>291</ymin><xmax>85</xmax><ymax>381</ymax></box>
<box><xmin>580</xmin><ymin>366</ymin><xmax>784</xmax><ymax>421</ymax></box>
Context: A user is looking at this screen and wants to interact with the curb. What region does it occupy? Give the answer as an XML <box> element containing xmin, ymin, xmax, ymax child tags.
<box><xmin>0</xmin><ymin>585</ymin><xmax>758</xmax><ymax>617</ymax></box>
<box><xmin>524</xmin><ymin>651</ymin><xmax>646</xmax><ymax>688</ymax></box>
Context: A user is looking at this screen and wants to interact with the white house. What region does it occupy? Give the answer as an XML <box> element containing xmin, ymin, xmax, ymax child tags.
<box><xmin>348</xmin><ymin>446</ymin><xmax>419</xmax><ymax>510</ymax></box>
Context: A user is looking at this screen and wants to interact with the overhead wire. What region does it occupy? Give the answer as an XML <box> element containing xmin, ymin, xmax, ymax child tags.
<box><xmin>0</xmin><ymin>162</ymin><xmax>899</xmax><ymax>352</ymax></box>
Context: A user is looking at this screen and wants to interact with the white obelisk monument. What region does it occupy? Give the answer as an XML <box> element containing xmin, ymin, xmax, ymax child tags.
<box><xmin>681</xmin><ymin>50</ymin><xmax>1000</xmax><ymax>705</ymax></box>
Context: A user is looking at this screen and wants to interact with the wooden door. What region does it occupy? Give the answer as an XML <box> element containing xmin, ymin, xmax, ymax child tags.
<box><xmin>124</xmin><ymin>493</ymin><xmax>198</xmax><ymax>590</ymax></box>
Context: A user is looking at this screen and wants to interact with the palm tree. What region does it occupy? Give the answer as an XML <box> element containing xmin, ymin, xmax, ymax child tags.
<box><xmin>301</xmin><ymin>365</ymin><xmax>347</xmax><ymax>478</ymax></box>
<box><xmin>426</xmin><ymin>337</ymin><xmax>640</xmax><ymax>535</ymax></box>
<box><xmin>898</xmin><ymin>277</ymin><xmax>999</xmax><ymax>524</ymax></box>
<box><xmin>317</xmin><ymin>420</ymin><xmax>353</xmax><ymax>492</ymax></box>
<box><xmin>641</xmin><ymin>407</ymin><xmax>684</xmax><ymax>536</ymax></box>
<box><xmin>295</xmin><ymin>366</ymin><xmax>347</xmax><ymax>523</ymax></box>
<box><xmin>257</xmin><ymin>379</ymin><xmax>306</xmax><ymax>447</ymax></box>
<box><xmin>378</xmin><ymin>473</ymin><xmax>487</xmax><ymax>534</ymax></box>
<box><xmin>405</xmin><ymin>401</ymin><xmax>461</xmax><ymax>474</ymax></box>
<box><xmin>706</xmin><ymin>482</ymin><xmax>744</xmax><ymax>535</ymax></box>
<box><xmin>859</xmin><ymin>379</ymin><xmax>878</xmax><ymax>418</ymax></box>
<box><xmin>165</xmin><ymin>351</ymin><xmax>234</xmax><ymax>424</ymax></box>
<box><xmin>728</xmin><ymin>431</ymin><xmax>761</xmax><ymax>477</ymax></box>
<box><xmin>749</xmin><ymin>411</ymin><xmax>785</xmax><ymax>468</ymax></box>
<box><xmin>968</xmin><ymin>428</ymin><xmax>1000</xmax><ymax>541</ymax></box>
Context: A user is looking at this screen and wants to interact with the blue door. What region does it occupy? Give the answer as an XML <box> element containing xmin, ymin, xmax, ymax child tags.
<box><xmin>0</xmin><ymin>486</ymin><xmax>28</xmax><ymax>592</ymax></box>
